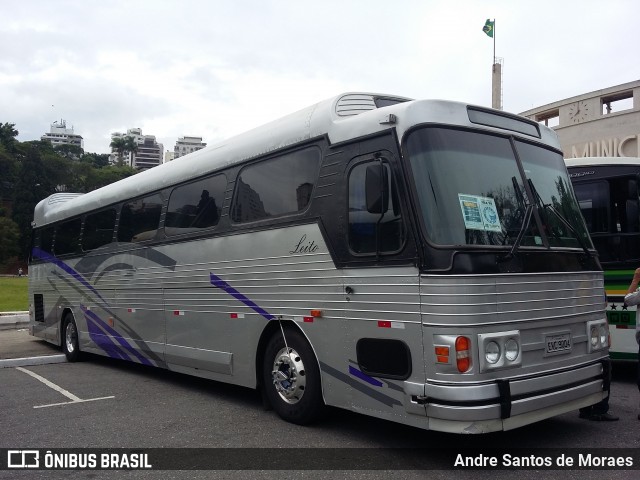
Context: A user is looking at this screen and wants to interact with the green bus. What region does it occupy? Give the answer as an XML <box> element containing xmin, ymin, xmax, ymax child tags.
<box><xmin>566</xmin><ymin>157</ymin><xmax>640</xmax><ymax>360</ymax></box>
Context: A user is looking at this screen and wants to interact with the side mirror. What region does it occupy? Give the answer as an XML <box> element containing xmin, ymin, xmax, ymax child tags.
<box><xmin>365</xmin><ymin>163</ymin><xmax>389</xmax><ymax>214</ymax></box>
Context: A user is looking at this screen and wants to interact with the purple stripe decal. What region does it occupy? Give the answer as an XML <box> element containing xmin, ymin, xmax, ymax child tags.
<box><xmin>85</xmin><ymin>313</ymin><xmax>131</xmax><ymax>362</ymax></box>
<box><xmin>32</xmin><ymin>247</ymin><xmax>107</xmax><ymax>305</ymax></box>
<box><xmin>81</xmin><ymin>306</ymin><xmax>153</xmax><ymax>366</ymax></box>
<box><xmin>349</xmin><ymin>365</ymin><xmax>384</xmax><ymax>387</ymax></box>
<box><xmin>210</xmin><ymin>273</ymin><xmax>276</xmax><ymax>321</ymax></box>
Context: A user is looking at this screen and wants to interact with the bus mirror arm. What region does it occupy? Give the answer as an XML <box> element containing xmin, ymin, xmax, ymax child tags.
<box><xmin>365</xmin><ymin>163</ymin><xmax>389</xmax><ymax>214</ymax></box>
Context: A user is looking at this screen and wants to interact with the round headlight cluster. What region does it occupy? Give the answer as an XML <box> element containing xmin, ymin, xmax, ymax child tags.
<box><xmin>478</xmin><ymin>332</ymin><xmax>521</xmax><ymax>372</ymax></box>
<box><xmin>590</xmin><ymin>326</ymin><xmax>599</xmax><ymax>347</ymax></box>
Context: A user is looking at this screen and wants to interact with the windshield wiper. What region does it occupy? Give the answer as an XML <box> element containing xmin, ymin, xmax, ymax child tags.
<box><xmin>527</xmin><ymin>179</ymin><xmax>593</xmax><ymax>258</ymax></box>
<box><xmin>499</xmin><ymin>203</ymin><xmax>534</xmax><ymax>262</ymax></box>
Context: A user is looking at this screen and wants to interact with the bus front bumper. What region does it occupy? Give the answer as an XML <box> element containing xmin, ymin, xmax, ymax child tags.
<box><xmin>408</xmin><ymin>360</ymin><xmax>609</xmax><ymax>433</ymax></box>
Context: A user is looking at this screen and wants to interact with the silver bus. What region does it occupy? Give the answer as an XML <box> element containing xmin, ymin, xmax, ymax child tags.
<box><xmin>29</xmin><ymin>93</ymin><xmax>609</xmax><ymax>433</ymax></box>
<box><xmin>566</xmin><ymin>156</ymin><xmax>640</xmax><ymax>360</ymax></box>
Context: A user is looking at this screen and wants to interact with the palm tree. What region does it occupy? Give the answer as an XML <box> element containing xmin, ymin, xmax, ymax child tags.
<box><xmin>123</xmin><ymin>136</ymin><xmax>138</xmax><ymax>168</ymax></box>
<box><xmin>109</xmin><ymin>137</ymin><xmax>127</xmax><ymax>166</ymax></box>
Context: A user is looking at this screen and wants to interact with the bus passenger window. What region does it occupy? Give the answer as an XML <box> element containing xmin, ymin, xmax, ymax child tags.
<box><xmin>348</xmin><ymin>161</ymin><xmax>403</xmax><ymax>254</ymax></box>
<box><xmin>573</xmin><ymin>181</ymin><xmax>610</xmax><ymax>233</ymax></box>
<box><xmin>83</xmin><ymin>209</ymin><xmax>116</xmax><ymax>251</ymax></box>
<box><xmin>54</xmin><ymin>218</ymin><xmax>82</xmax><ymax>256</ymax></box>
<box><xmin>231</xmin><ymin>147</ymin><xmax>320</xmax><ymax>223</ymax></box>
<box><xmin>165</xmin><ymin>175</ymin><xmax>226</xmax><ymax>235</ymax></box>
<box><xmin>40</xmin><ymin>227</ymin><xmax>54</xmax><ymax>254</ymax></box>
<box><xmin>117</xmin><ymin>193</ymin><xmax>163</xmax><ymax>243</ymax></box>
<box><xmin>625</xmin><ymin>179</ymin><xmax>639</xmax><ymax>233</ymax></box>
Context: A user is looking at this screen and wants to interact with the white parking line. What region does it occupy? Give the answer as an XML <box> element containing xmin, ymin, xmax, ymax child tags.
<box><xmin>16</xmin><ymin>366</ymin><xmax>115</xmax><ymax>408</ymax></box>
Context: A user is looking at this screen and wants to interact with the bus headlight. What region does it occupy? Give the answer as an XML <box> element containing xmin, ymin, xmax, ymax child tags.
<box><xmin>586</xmin><ymin>319</ymin><xmax>609</xmax><ymax>353</ymax></box>
<box><xmin>590</xmin><ymin>326</ymin><xmax>599</xmax><ymax>348</ymax></box>
<box><xmin>477</xmin><ymin>330</ymin><xmax>521</xmax><ymax>372</ymax></box>
<box><xmin>504</xmin><ymin>338</ymin><xmax>519</xmax><ymax>362</ymax></box>
<box><xmin>485</xmin><ymin>341</ymin><xmax>500</xmax><ymax>364</ymax></box>
<box><xmin>599</xmin><ymin>325</ymin><xmax>607</xmax><ymax>347</ymax></box>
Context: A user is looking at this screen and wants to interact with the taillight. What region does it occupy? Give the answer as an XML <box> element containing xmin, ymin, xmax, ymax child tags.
<box><xmin>455</xmin><ymin>336</ymin><xmax>471</xmax><ymax>372</ymax></box>
<box><xmin>435</xmin><ymin>346</ymin><xmax>450</xmax><ymax>364</ymax></box>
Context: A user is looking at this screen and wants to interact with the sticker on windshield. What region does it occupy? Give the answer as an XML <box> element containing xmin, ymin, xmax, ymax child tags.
<box><xmin>458</xmin><ymin>194</ymin><xmax>502</xmax><ymax>232</ymax></box>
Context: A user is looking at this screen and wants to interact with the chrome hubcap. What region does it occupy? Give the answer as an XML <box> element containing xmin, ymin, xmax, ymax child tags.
<box><xmin>271</xmin><ymin>347</ymin><xmax>306</xmax><ymax>404</ymax></box>
<box><xmin>65</xmin><ymin>322</ymin><xmax>77</xmax><ymax>353</ymax></box>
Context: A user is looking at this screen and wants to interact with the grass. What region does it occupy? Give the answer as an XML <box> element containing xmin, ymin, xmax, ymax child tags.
<box><xmin>0</xmin><ymin>276</ymin><xmax>29</xmax><ymax>312</ymax></box>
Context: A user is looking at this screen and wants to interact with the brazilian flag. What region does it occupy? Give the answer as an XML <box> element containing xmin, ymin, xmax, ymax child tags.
<box><xmin>483</xmin><ymin>19</ymin><xmax>494</xmax><ymax>38</ymax></box>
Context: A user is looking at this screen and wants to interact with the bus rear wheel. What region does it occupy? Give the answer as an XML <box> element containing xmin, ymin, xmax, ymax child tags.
<box><xmin>262</xmin><ymin>328</ymin><xmax>323</xmax><ymax>425</ymax></box>
<box><xmin>62</xmin><ymin>313</ymin><xmax>81</xmax><ymax>362</ymax></box>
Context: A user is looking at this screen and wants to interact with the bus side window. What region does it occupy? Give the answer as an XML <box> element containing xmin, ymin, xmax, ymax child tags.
<box><xmin>40</xmin><ymin>227</ymin><xmax>54</xmax><ymax>254</ymax></box>
<box><xmin>574</xmin><ymin>181</ymin><xmax>609</xmax><ymax>233</ymax></box>
<box><xmin>117</xmin><ymin>193</ymin><xmax>163</xmax><ymax>243</ymax></box>
<box><xmin>231</xmin><ymin>147</ymin><xmax>320</xmax><ymax>223</ymax></box>
<box><xmin>54</xmin><ymin>218</ymin><xmax>82</xmax><ymax>256</ymax></box>
<box><xmin>83</xmin><ymin>209</ymin><xmax>117</xmax><ymax>251</ymax></box>
<box><xmin>625</xmin><ymin>179</ymin><xmax>639</xmax><ymax>233</ymax></box>
<box><xmin>165</xmin><ymin>174</ymin><xmax>226</xmax><ymax>235</ymax></box>
<box><xmin>348</xmin><ymin>161</ymin><xmax>403</xmax><ymax>254</ymax></box>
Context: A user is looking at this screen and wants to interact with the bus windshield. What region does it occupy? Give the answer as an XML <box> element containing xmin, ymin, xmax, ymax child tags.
<box><xmin>406</xmin><ymin>127</ymin><xmax>591</xmax><ymax>249</ymax></box>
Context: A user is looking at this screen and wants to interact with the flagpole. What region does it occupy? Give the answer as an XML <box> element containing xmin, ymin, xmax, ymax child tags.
<box><xmin>493</xmin><ymin>19</ymin><xmax>496</xmax><ymax>64</ymax></box>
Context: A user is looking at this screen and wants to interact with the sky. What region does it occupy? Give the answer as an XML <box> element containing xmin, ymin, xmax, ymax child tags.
<box><xmin>1</xmin><ymin>0</ymin><xmax>639</xmax><ymax>155</ymax></box>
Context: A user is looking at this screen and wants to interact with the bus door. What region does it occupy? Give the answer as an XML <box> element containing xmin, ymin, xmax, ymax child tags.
<box><xmin>342</xmin><ymin>152</ymin><xmax>425</xmax><ymax>418</ymax></box>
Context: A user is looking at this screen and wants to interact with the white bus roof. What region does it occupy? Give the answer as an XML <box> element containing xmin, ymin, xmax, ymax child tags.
<box><xmin>565</xmin><ymin>157</ymin><xmax>640</xmax><ymax>168</ymax></box>
<box><xmin>33</xmin><ymin>92</ymin><xmax>559</xmax><ymax>227</ymax></box>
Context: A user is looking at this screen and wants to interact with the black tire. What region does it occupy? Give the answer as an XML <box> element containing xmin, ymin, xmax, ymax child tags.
<box><xmin>262</xmin><ymin>327</ymin><xmax>323</xmax><ymax>425</ymax></box>
<box><xmin>62</xmin><ymin>313</ymin><xmax>81</xmax><ymax>362</ymax></box>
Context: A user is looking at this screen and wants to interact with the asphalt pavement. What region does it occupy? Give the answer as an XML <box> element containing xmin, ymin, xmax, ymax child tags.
<box><xmin>0</xmin><ymin>312</ymin><xmax>67</xmax><ymax>367</ymax></box>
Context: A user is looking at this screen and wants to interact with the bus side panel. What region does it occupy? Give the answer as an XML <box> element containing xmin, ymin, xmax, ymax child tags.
<box><xmin>29</xmin><ymin>262</ymin><xmax>62</xmax><ymax>345</ymax></box>
<box><xmin>334</xmin><ymin>266</ymin><xmax>427</xmax><ymax>427</ymax></box>
<box><xmin>30</xmin><ymin>246</ymin><xmax>169</xmax><ymax>367</ymax></box>
<box><xmin>161</xmin><ymin>223</ymin><xmax>345</xmax><ymax>388</ymax></box>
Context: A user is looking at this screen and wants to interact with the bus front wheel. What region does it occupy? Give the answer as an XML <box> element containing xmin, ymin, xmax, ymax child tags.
<box><xmin>262</xmin><ymin>328</ymin><xmax>323</xmax><ymax>425</ymax></box>
<box><xmin>62</xmin><ymin>313</ymin><xmax>81</xmax><ymax>362</ymax></box>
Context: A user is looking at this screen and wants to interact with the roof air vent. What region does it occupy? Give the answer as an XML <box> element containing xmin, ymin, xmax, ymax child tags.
<box><xmin>335</xmin><ymin>94</ymin><xmax>377</xmax><ymax>117</ymax></box>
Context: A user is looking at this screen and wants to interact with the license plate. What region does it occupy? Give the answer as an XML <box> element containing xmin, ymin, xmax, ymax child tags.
<box><xmin>545</xmin><ymin>333</ymin><xmax>572</xmax><ymax>355</ymax></box>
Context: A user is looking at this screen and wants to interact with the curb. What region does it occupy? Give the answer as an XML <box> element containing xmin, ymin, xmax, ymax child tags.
<box><xmin>0</xmin><ymin>354</ymin><xmax>68</xmax><ymax>369</ymax></box>
<box><xmin>0</xmin><ymin>313</ymin><xmax>30</xmax><ymax>331</ymax></box>
<box><xmin>0</xmin><ymin>320</ymin><xmax>29</xmax><ymax>331</ymax></box>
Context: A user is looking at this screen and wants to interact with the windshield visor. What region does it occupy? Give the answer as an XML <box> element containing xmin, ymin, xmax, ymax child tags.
<box><xmin>406</xmin><ymin>127</ymin><xmax>592</xmax><ymax>249</ymax></box>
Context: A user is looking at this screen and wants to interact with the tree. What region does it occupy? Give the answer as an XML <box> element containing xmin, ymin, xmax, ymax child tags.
<box><xmin>0</xmin><ymin>146</ymin><xmax>18</xmax><ymax>201</ymax></box>
<box><xmin>0</xmin><ymin>216</ymin><xmax>20</xmax><ymax>264</ymax></box>
<box><xmin>123</xmin><ymin>136</ymin><xmax>138</xmax><ymax>166</ymax></box>
<box><xmin>109</xmin><ymin>137</ymin><xmax>127</xmax><ymax>166</ymax></box>
<box><xmin>85</xmin><ymin>165</ymin><xmax>137</xmax><ymax>191</ymax></box>
<box><xmin>81</xmin><ymin>152</ymin><xmax>110</xmax><ymax>168</ymax></box>
<box><xmin>0</xmin><ymin>122</ymin><xmax>18</xmax><ymax>153</ymax></box>
<box><xmin>2</xmin><ymin>132</ymin><xmax>139</xmax><ymax>260</ymax></box>
<box><xmin>12</xmin><ymin>145</ymin><xmax>51</xmax><ymax>257</ymax></box>
<box><xmin>68</xmin><ymin>161</ymin><xmax>93</xmax><ymax>193</ymax></box>
<box><xmin>41</xmin><ymin>152</ymin><xmax>74</xmax><ymax>192</ymax></box>
<box><xmin>54</xmin><ymin>143</ymin><xmax>84</xmax><ymax>161</ymax></box>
